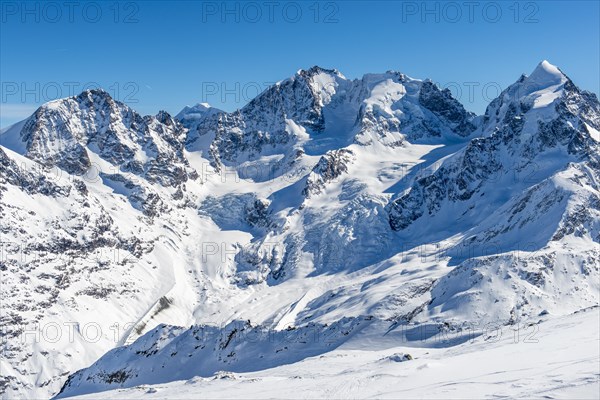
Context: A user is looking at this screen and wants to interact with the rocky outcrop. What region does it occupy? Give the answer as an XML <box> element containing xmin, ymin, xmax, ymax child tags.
<box><xmin>303</xmin><ymin>149</ymin><xmax>355</xmax><ymax>197</ymax></box>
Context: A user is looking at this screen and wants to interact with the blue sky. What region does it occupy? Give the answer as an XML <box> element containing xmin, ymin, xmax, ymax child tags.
<box><xmin>1</xmin><ymin>0</ymin><xmax>599</xmax><ymax>127</ymax></box>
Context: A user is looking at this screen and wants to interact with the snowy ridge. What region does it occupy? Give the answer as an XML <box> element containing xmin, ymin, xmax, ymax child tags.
<box><xmin>60</xmin><ymin>308</ymin><xmax>600</xmax><ymax>399</ymax></box>
<box><xmin>0</xmin><ymin>61</ymin><xmax>599</xmax><ymax>399</ymax></box>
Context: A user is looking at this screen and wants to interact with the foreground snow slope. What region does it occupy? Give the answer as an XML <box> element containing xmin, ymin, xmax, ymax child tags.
<box><xmin>1</xmin><ymin>61</ymin><xmax>599</xmax><ymax>399</ymax></box>
<box><xmin>63</xmin><ymin>307</ymin><xmax>600</xmax><ymax>399</ymax></box>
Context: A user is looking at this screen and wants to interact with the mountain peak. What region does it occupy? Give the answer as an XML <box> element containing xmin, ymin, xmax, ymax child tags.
<box><xmin>483</xmin><ymin>60</ymin><xmax>571</xmax><ymax>114</ymax></box>
<box><xmin>84</xmin><ymin>87</ymin><xmax>112</xmax><ymax>96</ymax></box>
<box><xmin>175</xmin><ymin>102</ymin><xmax>215</xmax><ymax>118</ymax></box>
<box><xmin>527</xmin><ymin>60</ymin><xmax>567</xmax><ymax>87</ymax></box>
<box><xmin>75</xmin><ymin>87</ymin><xmax>115</xmax><ymax>102</ymax></box>
<box><xmin>31</xmin><ymin>88</ymin><xmax>117</xmax><ymax>116</ymax></box>
<box><xmin>156</xmin><ymin>110</ymin><xmax>175</xmax><ymax>125</ymax></box>
<box><xmin>175</xmin><ymin>103</ymin><xmax>224</xmax><ymax>131</ymax></box>
<box><xmin>296</xmin><ymin>66</ymin><xmax>345</xmax><ymax>79</ymax></box>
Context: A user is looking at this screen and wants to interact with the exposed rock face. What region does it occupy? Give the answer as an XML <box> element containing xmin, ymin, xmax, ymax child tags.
<box><xmin>303</xmin><ymin>149</ymin><xmax>355</xmax><ymax>197</ymax></box>
<box><xmin>418</xmin><ymin>80</ymin><xmax>477</xmax><ymax>136</ymax></box>
<box><xmin>0</xmin><ymin>147</ymin><xmax>70</xmax><ymax>197</ymax></box>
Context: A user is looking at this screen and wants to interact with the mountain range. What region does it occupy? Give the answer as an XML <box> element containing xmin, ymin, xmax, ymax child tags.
<box><xmin>1</xmin><ymin>60</ymin><xmax>599</xmax><ymax>399</ymax></box>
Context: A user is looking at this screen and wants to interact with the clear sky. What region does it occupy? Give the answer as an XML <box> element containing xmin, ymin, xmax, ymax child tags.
<box><xmin>1</xmin><ymin>0</ymin><xmax>599</xmax><ymax>127</ymax></box>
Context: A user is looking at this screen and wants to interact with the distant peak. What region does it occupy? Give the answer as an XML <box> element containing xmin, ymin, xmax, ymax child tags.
<box><xmin>175</xmin><ymin>102</ymin><xmax>223</xmax><ymax>121</ymax></box>
<box><xmin>179</xmin><ymin>103</ymin><xmax>213</xmax><ymax>113</ymax></box>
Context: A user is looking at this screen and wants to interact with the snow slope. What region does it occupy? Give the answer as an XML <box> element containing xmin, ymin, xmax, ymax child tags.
<box><xmin>61</xmin><ymin>307</ymin><xmax>600</xmax><ymax>399</ymax></box>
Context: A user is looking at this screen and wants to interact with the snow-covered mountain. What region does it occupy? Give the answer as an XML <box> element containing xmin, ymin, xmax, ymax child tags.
<box><xmin>1</xmin><ymin>61</ymin><xmax>598</xmax><ymax>399</ymax></box>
